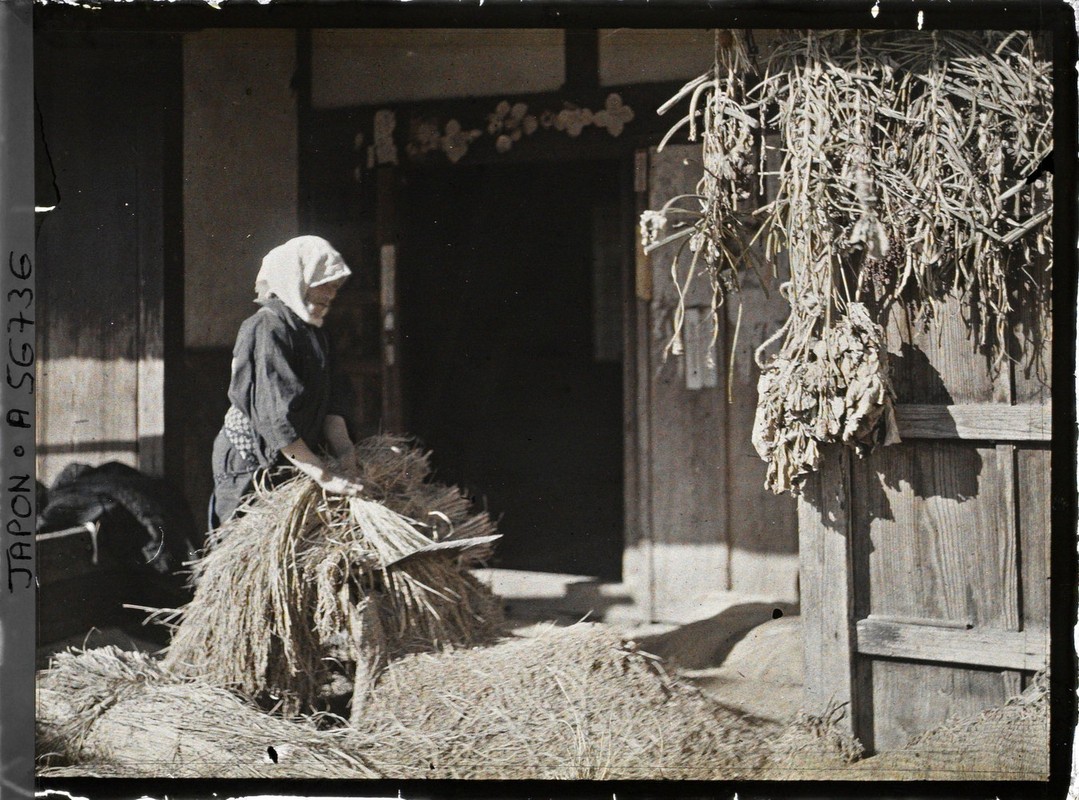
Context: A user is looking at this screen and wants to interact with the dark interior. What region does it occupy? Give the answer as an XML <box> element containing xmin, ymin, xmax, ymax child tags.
<box><xmin>397</xmin><ymin>160</ymin><xmax>625</xmax><ymax>580</ymax></box>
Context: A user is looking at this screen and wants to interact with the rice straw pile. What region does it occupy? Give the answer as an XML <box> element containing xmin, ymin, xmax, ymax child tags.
<box><xmin>644</xmin><ymin>30</ymin><xmax>1053</xmax><ymax>493</ymax></box>
<box><xmin>755</xmin><ymin>704</ymin><xmax>866</xmax><ymax>780</ymax></box>
<box><xmin>357</xmin><ymin>622</ymin><xmax>770</xmax><ymax>779</ymax></box>
<box><xmin>37</xmin><ymin>646</ymin><xmax>378</xmax><ymax>779</ymax></box>
<box><xmin>36</xmin><ymin>631</ymin><xmax>1049</xmax><ymax>780</ymax></box>
<box><xmin>162</xmin><ymin>435</ymin><xmax>503</xmax><ymax>716</ymax></box>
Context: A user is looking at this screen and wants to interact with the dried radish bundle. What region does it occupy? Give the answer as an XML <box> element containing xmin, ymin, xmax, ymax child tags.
<box><xmin>753</xmin><ymin>303</ymin><xmax>900</xmax><ymax>494</ymax></box>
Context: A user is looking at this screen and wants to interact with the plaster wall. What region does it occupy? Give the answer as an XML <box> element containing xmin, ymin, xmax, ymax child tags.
<box><xmin>598</xmin><ymin>29</ymin><xmax>715</xmax><ymax>86</ymax></box>
<box><xmin>183</xmin><ymin>29</ymin><xmax>298</xmax><ymax>349</ymax></box>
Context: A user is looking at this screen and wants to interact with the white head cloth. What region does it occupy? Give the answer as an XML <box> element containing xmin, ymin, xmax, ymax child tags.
<box><xmin>254</xmin><ymin>235</ymin><xmax>351</xmax><ymax>327</ymax></box>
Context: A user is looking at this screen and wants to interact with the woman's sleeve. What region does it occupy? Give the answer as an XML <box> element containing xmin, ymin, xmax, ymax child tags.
<box><xmin>229</xmin><ymin>314</ymin><xmax>306</xmax><ymax>454</ymax></box>
<box><xmin>327</xmin><ymin>370</ymin><xmax>356</xmax><ymax>424</ymax></box>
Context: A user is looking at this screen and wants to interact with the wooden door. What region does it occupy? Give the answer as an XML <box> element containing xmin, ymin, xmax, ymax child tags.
<box><xmin>626</xmin><ymin>146</ymin><xmax>798</xmax><ymax>620</ymax></box>
<box><xmin>799</xmin><ymin>288</ymin><xmax>1052</xmax><ymax>752</ymax></box>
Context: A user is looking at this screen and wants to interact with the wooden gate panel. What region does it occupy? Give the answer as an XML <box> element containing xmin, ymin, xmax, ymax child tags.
<box><xmin>804</xmin><ymin>280</ymin><xmax>1051</xmax><ymax>755</ymax></box>
<box><xmin>630</xmin><ymin>145</ymin><xmax>799</xmax><ymax>616</ymax></box>
<box><xmin>869</xmin><ymin>661</ymin><xmax>1016</xmax><ymax>752</ymax></box>
<box><xmin>856</xmin><ymin>442</ymin><xmax>1018</xmax><ymax>626</ymax></box>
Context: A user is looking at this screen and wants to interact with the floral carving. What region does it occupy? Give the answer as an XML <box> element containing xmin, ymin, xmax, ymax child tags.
<box><xmin>487</xmin><ymin>100</ymin><xmax>538</xmax><ymax>153</ymax></box>
<box><xmin>593</xmin><ymin>93</ymin><xmax>635</xmax><ymax>137</ymax></box>
<box><xmin>406</xmin><ymin>118</ymin><xmax>442</xmax><ymax>159</ymax></box>
<box><xmin>361</xmin><ymin>93</ymin><xmax>636</xmax><ymax>168</ymax></box>
<box><xmin>442</xmin><ymin>119</ymin><xmax>481</xmax><ymax>164</ymax></box>
<box><xmin>554</xmin><ymin>107</ymin><xmax>594</xmax><ymax>138</ymax></box>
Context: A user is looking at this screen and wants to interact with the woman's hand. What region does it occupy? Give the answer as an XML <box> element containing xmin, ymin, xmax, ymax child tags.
<box><xmin>282</xmin><ymin>437</ymin><xmax>364</xmax><ymax>496</ymax></box>
<box><xmin>316</xmin><ymin>471</ymin><xmax>365</xmax><ymax>497</ymax></box>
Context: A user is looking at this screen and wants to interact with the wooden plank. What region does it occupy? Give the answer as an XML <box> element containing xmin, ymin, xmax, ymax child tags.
<box><xmin>136</xmin><ymin>70</ymin><xmax>166</xmax><ymax>478</ymax></box>
<box><xmin>894</xmin><ymin>403</ymin><xmax>1050</xmax><ymax>441</ymax></box>
<box><xmin>622</xmin><ymin>150</ymin><xmax>654</xmax><ymax>616</ymax></box>
<box><xmin>376</xmin><ymin>167</ymin><xmax>403</xmax><ymax>432</ymax></box>
<box><xmin>870</xmin><ymin>661</ymin><xmax>1015</xmax><ymax>752</ymax></box>
<box><xmin>1018</xmin><ymin>447</ymin><xmax>1051</xmax><ymax>632</ymax></box>
<box><xmin>858</xmin><ymin>442</ymin><xmax>1020</xmax><ymax>626</ymax></box>
<box><xmin>798</xmin><ymin>447</ymin><xmax>856</xmax><ymax>727</ymax></box>
<box><xmin>1011</xmin><ymin>249</ymin><xmax>1052</xmax><ymax>404</ymax></box>
<box><xmin>35</xmin><ymin>39</ymin><xmax>147</xmax><ymax>485</ymax></box>
<box><xmin>634</xmin><ymin>291</ymin><xmax>654</xmax><ymax>618</ymax></box>
<box><xmin>885</xmin><ymin>293</ymin><xmax>1004</xmax><ymax>404</ymax></box>
<box><xmin>856</xmin><ymin>618</ymin><xmax>1048</xmax><ymax>671</ymax></box>
<box><xmin>724</xmin><ymin>236</ymin><xmax>799</xmax><ymax>600</ymax></box>
<box><xmin>645</xmin><ymin>144</ymin><xmax>730</xmax><ymax>609</ymax></box>
<box><xmin>854</xmin><ymin>440</ymin><xmax>1029</xmax><ymax>750</ymax></box>
<box><xmin>995</xmin><ymin>442</ymin><xmax>1023</xmax><ymax>697</ymax></box>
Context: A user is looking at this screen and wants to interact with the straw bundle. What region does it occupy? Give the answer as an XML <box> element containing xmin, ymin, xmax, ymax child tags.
<box><xmin>37</xmin><ymin>628</ymin><xmax>832</xmax><ymax>780</ymax></box>
<box><xmin>755</xmin><ymin>704</ymin><xmax>866</xmax><ymax>780</ymax></box>
<box><xmin>645</xmin><ymin>30</ymin><xmax>1052</xmax><ymax>494</ymax></box>
<box><xmin>358</xmin><ymin>622</ymin><xmax>770</xmax><ymax>780</ymax></box>
<box><xmin>163</xmin><ymin>436</ymin><xmax>503</xmax><ymax>717</ymax></box>
<box><xmin>37</xmin><ymin>646</ymin><xmax>377</xmax><ymax>779</ymax></box>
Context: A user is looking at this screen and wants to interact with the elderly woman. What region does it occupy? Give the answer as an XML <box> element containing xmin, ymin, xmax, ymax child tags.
<box><xmin>209</xmin><ymin>235</ymin><xmax>365</xmax><ymax>528</ymax></box>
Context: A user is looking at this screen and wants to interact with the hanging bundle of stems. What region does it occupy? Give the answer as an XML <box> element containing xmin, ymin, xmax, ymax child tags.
<box><xmin>646</xmin><ymin>29</ymin><xmax>1052</xmax><ymax>493</ymax></box>
<box><xmin>641</xmin><ymin>29</ymin><xmax>769</xmax><ymax>358</ymax></box>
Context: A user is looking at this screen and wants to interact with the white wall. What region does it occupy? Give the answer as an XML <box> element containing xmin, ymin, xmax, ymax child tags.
<box><xmin>183</xmin><ymin>29</ymin><xmax>298</xmax><ymax>349</ymax></box>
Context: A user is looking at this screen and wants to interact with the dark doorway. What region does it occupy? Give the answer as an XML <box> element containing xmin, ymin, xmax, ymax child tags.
<box><xmin>397</xmin><ymin>160</ymin><xmax>624</xmax><ymax>580</ymax></box>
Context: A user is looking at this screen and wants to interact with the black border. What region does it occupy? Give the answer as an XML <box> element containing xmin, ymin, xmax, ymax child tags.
<box><xmin>26</xmin><ymin>3</ymin><xmax>1079</xmax><ymax>800</ymax></box>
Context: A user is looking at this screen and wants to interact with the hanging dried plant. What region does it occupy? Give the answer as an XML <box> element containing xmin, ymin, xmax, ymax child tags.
<box><xmin>752</xmin><ymin>300</ymin><xmax>900</xmax><ymax>494</ymax></box>
<box><xmin>645</xmin><ymin>29</ymin><xmax>1053</xmax><ymax>493</ymax></box>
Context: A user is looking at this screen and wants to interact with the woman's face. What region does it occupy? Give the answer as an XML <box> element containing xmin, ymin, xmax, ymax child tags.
<box><xmin>305</xmin><ymin>278</ymin><xmax>346</xmax><ymax>323</ymax></box>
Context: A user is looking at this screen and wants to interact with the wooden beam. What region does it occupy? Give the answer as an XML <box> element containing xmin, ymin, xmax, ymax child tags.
<box><xmin>856</xmin><ymin>617</ymin><xmax>1048</xmax><ymax>672</ymax></box>
<box><xmin>563</xmin><ymin>29</ymin><xmax>599</xmax><ymax>97</ymax></box>
<box><xmin>799</xmin><ymin>446</ymin><xmax>859</xmax><ymax>730</ymax></box>
<box><xmin>894</xmin><ymin>404</ymin><xmax>1051</xmax><ymax>441</ymax></box>
<box><xmin>309</xmin><ymin>80</ymin><xmax>691</xmax><ymax>173</ymax></box>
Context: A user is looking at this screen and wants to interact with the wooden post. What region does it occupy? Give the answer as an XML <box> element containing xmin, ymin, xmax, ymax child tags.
<box><xmin>798</xmin><ymin>446</ymin><xmax>861</xmax><ymax>736</ymax></box>
<box><xmin>376</xmin><ymin>167</ymin><xmax>403</xmax><ymax>432</ymax></box>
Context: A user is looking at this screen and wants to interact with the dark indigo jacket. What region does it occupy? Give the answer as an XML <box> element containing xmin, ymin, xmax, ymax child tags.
<box><xmin>210</xmin><ymin>296</ymin><xmax>353</xmax><ymax>524</ymax></box>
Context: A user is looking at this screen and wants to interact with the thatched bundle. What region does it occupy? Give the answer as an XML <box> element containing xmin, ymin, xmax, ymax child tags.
<box><xmin>37</xmin><ymin>646</ymin><xmax>377</xmax><ymax>779</ymax></box>
<box><xmin>41</xmin><ymin>626</ymin><xmax>785</xmax><ymax>780</ymax></box>
<box><xmin>163</xmin><ymin>436</ymin><xmax>503</xmax><ymax>717</ymax></box>
<box><xmin>752</xmin><ymin>300</ymin><xmax>900</xmax><ymax>493</ymax></box>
